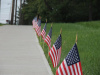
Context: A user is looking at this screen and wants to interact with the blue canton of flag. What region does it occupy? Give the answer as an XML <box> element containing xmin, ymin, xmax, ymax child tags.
<box><xmin>56</xmin><ymin>43</ymin><xmax>83</xmax><ymax>75</ymax></box>
<box><xmin>48</xmin><ymin>27</ymin><xmax>52</xmax><ymax>38</ymax></box>
<box><xmin>65</xmin><ymin>43</ymin><xmax>80</xmax><ymax>66</ymax></box>
<box><xmin>43</xmin><ymin>23</ymin><xmax>47</xmax><ymax>31</ymax></box>
<box><xmin>54</xmin><ymin>34</ymin><xmax>62</xmax><ymax>50</ymax></box>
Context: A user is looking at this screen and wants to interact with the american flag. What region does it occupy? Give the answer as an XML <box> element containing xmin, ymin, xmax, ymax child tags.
<box><xmin>32</xmin><ymin>17</ymin><xmax>37</xmax><ymax>28</ymax></box>
<box><xmin>35</xmin><ymin>19</ymin><xmax>41</xmax><ymax>36</ymax></box>
<box><xmin>41</xmin><ymin>23</ymin><xmax>47</xmax><ymax>40</ymax></box>
<box><xmin>49</xmin><ymin>34</ymin><xmax>62</xmax><ymax>68</ymax></box>
<box><xmin>44</xmin><ymin>27</ymin><xmax>52</xmax><ymax>50</ymax></box>
<box><xmin>56</xmin><ymin>43</ymin><xmax>83</xmax><ymax>75</ymax></box>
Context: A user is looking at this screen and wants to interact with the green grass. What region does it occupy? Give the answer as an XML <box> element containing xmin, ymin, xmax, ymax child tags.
<box><xmin>39</xmin><ymin>21</ymin><xmax>100</xmax><ymax>75</ymax></box>
<box><xmin>0</xmin><ymin>23</ymin><xmax>3</xmax><ymax>26</ymax></box>
<box><xmin>0</xmin><ymin>23</ymin><xmax>5</xmax><ymax>26</ymax></box>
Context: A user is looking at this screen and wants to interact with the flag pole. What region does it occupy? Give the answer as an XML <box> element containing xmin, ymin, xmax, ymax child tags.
<box><xmin>55</xmin><ymin>28</ymin><xmax>62</xmax><ymax>75</ymax></box>
<box><xmin>75</xmin><ymin>34</ymin><xmax>78</xmax><ymax>45</ymax></box>
<box><xmin>48</xmin><ymin>47</ymin><xmax>49</xmax><ymax>60</ymax></box>
<box><xmin>59</xmin><ymin>28</ymin><xmax>62</xmax><ymax>64</ymax></box>
<box><xmin>55</xmin><ymin>66</ymin><xmax>58</xmax><ymax>75</ymax></box>
<box><xmin>40</xmin><ymin>35</ymin><xmax>41</xmax><ymax>42</ymax></box>
<box><xmin>43</xmin><ymin>41</ymin><xmax>44</xmax><ymax>49</ymax></box>
<box><xmin>60</xmin><ymin>28</ymin><xmax>62</xmax><ymax>34</ymax></box>
<box><xmin>51</xmin><ymin>23</ymin><xmax>53</xmax><ymax>27</ymax></box>
<box><xmin>46</xmin><ymin>19</ymin><xmax>47</xmax><ymax>23</ymax></box>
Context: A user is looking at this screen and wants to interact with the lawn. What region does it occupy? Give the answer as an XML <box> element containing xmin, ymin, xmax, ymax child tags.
<box><xmin>0</xmin><ymin>23</ymin><xmax>3</xmax><ymax>26</ymax></box>
<box><xmin>0</xmin><ymin>23</ymin><xmax>5</xmax><ymax>26</ymax></box>
<box><xmin>39</xmin><ymin>21</ymin><xmax>100</xmax><ymax>75</ymax></box>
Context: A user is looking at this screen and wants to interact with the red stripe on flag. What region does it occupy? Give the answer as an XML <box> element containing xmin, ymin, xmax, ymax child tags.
<box><xmin>57</xmin><ymin>47</ymin><xmax>61</xmax><ymax>65</ymax></box>
<box><xmin>50</xmin><ymin>48</ymin><xmax>55</xmax><ymax>67</ymax></box>
<box><xmin>55</xmin><ymin>50</ymin><xmax>58</xmax><ymax>66</ymax></box>
<box><xmin>45</xmin><ymin>39</ymin><xmax>50</xmax><ymax>48</ymax></box>
<box><xmin>52</xmin><ymin>46</ymin><xmax>57</xmax><ymax>67</ymax></box>
<box><xmin>79</xmin><ymin>62</ymin><xmax>83</xmax><ymax>75</ymax></box>
<box><xmin>76</xmin><ymin>63</ymin><xmax>79</xmax><ymax>75</ymax></box>
<box><xmin>49</xmin><ymin>50</ymin><xmax>54</xmax><ymax>67</ymax></box>
<box><xmin>62</xmin><ymin>61</ymin><xmax>68</xmax><ymax>75</ymax></box>
<box><xmin>45</xmin><ymin>35</ymin><xmax>51</xmax><ymax>50</ymax></box>
<box><xmin>41</xmin><ymin>29</ymin><xmax>45</xmax><ymax>40</ymax></box>
<box><xmin>49</xmin><ymin>45</ymin><xmax>60</xmax><ymax>68</ymax></box>
<box><xmin>46</xmin><ymin>36</ymin><xmax>50</xmax><ymax>44</ymax></box>
<box><xmin>68</xmin><ymin>66</ymin><xmax>72</xmax><ymax>75</ymax></box>
<box><xmin>36</xmin><ymin>27</ymin><xmax>41</xmax><ymax>36</ymax></box>
<box><xmin>54</xmin><ymin>47</ymin><xmax>58</xmax><ymax>67</ymax></box>
<box><xmin>72</xmin><ymin>65</ymin><xmax>76</xmax><ymax>75</ymax></box>
<box><xmin>56</xmin><ymin>70</ymin><xmax>59</xmax><ymax>75</ymax></box>
<box><xmin>59</xmin><ymin>65</ymin><xmax>63</xmax><ymax>75</ymax></box>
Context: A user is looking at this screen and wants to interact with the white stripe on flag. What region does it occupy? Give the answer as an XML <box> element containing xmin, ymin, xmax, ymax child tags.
<box><xmin>45</xmin><ymin>38</ymin><xmax>50</xmax><ymax>47</ymax></box>
<box><xmin>70</xmin><ymin>66</ymin><xmax>74</xmax><ymax>75</ymax></box>
<box><xmin>74</xmin><ymin>64</ymin><xmax>78</xmax><ymax>75</ymax></box>
<box><xmin>58</xmin><ymin>68</ymin><xmax>61</xmax><ymax>75</ymax></box>
<box><xmin>54</xmin><ymin>45</ymin><xmax>57</xmax><ymax>67</ymax></box>
<box><xmin>46</xmin><ymin>36</ymin><xmax>49</xmax><ymax>42</ymax></box>
<box><xmin>51</xmin><ymin>46</ymin><xmax>56</xmax><ymax>67</ymax></box>
<box><xmin>61</xmin><ymin>63</ymin><xmax>66</xmax><ymax>75</ymax></box>
<box><xmin>64</xmin><ymin>59</ymin><xmax>70</xmax><ymax>75</ymax></box>
<box><xmin>77</xmin><ymin>62</ymin><xmax>81</xmax><ymax>75</ymax></box>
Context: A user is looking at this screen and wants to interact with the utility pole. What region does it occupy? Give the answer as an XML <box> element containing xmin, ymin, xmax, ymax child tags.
<box><xmin>11</xmin><ymin>0</ymin><xmax>15</xmax><ymax>25</ymax></box>
<box><xmin>15</xmin><ymin>0</ymin><xmax>17</xmax><ymax>25</ymax></box>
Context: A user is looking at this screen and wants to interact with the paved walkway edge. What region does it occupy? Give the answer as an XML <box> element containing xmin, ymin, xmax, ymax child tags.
<box><xmin>34</xmin><ymin>30</ymin><xmax>53</xmax><ymax>75</ymax></box>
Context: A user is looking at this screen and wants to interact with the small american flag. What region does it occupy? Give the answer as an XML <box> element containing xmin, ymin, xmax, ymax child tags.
<box><xmin>56</xmin><ymin>43</ymin><xmax>83</xmax><ymax>75</ymax></box>
<box><xmin>44</xmin><ymin>27</ymin><xmax>52</xmax><ymax>50</ymax></box>
<box><xmin>41</xmin><ymin>23</ymin><xmax>47</xmax><ymax>40</ymax></box>
<box><xmin>32</xmin><ymin>17</ymin><xmax>37</xmax><ymax>28</ymax></box>
<box><xmin>35</xmin><ymin>19</ymin><xmax>41</xmax><ymax>36</ymax></box>
<box><xmin>49</xmin><ymin>34</ymin><xmax>62</xmax><ymax>68</ymax></box>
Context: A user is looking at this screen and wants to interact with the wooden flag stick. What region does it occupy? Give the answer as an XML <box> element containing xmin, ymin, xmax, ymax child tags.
<box><xmin>51</xmin><ymin>23</ymin><xmax>53</xmax><ymax>27</ymax></box>
<box><xmin>47</xmin><ymin>47</ymin><xmax>49</xmax><ymax>60</ymax></box>
<box><xmin>43</xmin><ymin>42</ymin><xmax>44</xmax><ymax>49</ymax></box>
<box><xmin>55</xmin><ymin>66</ymin><xmax>58</xmax><ymax>75</ymax></box>
<box><xmin>75</xmin><ymin>34</ymin><xmax>78</xmax><ymax>45</ymax></box>
<box><xmin>60</xmin><ymin>28</ymin><xmax>62</xmax><ymax>34</ymax></box>
<box><xmin>46</xmin><ymin>19</ymin><xmax>47</xmax><ymax>23</ymax></box>
<box><xmin>40</xmin><ymin>36</ymin><xmax>41</xmax><ymax>42</ymax></box>
<box><xmin>48</xmin><ymin>47</ymin><xmax>49</xmax><ymax>56</ymax></box>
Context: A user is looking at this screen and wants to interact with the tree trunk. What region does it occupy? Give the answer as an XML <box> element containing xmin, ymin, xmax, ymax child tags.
<box><xmin>21</xmin><ymin>0</ymin><xmax>26</xmax><ymax>25</ymax></box>
<box><xmin>89</xmin><ymin>1</ymin><xmax>92</xmax><ymax>21</ymax></box>
<box><xmin>19</xmin><ymin>0</ymin><xmax>22</xmax><ymax>25</ymax></box>
<box><xmin>44</xmin><ymin>0</ymin><xmax>52</xmax><ymax>11</ymax></box>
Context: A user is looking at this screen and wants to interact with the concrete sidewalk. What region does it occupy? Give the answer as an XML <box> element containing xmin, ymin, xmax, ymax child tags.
<box><xmin>0</xmin><ymin>25</ymin><xmax>53</xmax><ymax>75</ymax></box>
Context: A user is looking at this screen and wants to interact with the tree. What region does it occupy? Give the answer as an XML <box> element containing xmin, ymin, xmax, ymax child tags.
<box><xmin>20</xmin><ymin>0</ymin><xmax>100</xmax><ymax>25</ymax></box>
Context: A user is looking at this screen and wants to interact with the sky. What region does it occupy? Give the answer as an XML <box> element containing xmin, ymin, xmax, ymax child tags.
<box><xmin>0</xmin><ymin>0</ymin><xmax>20</xmax><ymax>23</ymax></box>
